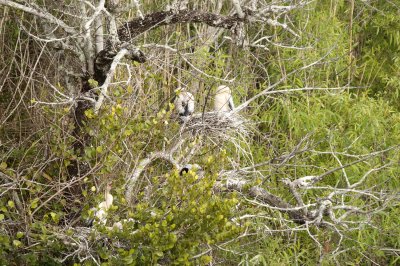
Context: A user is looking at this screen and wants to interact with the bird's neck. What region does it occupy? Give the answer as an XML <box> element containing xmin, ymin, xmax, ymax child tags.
<box><xmin>105</xmin><ymin>194</ymin><xmax>113</xmax><ymax>206</ymax></box>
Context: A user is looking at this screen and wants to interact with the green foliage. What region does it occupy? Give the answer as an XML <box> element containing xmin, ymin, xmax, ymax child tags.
<box><xmin>248</xmin><ymin>89</ymin><xmax>400</xmax><ymax>264</ymax></box>
<box><xmin>2</xmin><ymin>1</ymin><xmax>400</xmax><ymax>265</ymax></box>
<box><xmin>94</xmin><ymin>168</ymin><xmax>241</xmax><ymax>265</ymax></box>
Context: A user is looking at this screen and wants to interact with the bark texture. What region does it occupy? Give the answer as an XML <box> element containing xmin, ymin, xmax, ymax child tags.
<box><xmin>118</xmin><ymin>10</ymin><xmax>246</xmax><ymax>40</ymax></box>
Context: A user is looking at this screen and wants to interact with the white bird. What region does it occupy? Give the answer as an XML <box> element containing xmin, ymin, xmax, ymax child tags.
<box><xmin>214</xmin><ymin>85</ymin><xmax>234</xmax><ymax>112</ymax></box>
<box><xmin>173</xmin><ymin>88</ymin><xmax>195</xmax><ymax>121</ymax></box>
<box><xmin>88</xmin><ymin>182</ymin><xmax>113</xmax><ymax>226</ymax></box>
<box><xmin>283</xmin><ymin>176</ymin><xmax>317</xmax><ymax>189</ymax></box>
<box><xmin>292</xmin><ymin>175</ymin><xmax>317</xmax><ymax>188</ymax></box>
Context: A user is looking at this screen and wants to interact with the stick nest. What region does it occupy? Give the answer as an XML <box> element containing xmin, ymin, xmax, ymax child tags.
<box><xmin>183</xmin><ymin>111</ymin><xmax>252</xmax><ymax>141</ymax></box>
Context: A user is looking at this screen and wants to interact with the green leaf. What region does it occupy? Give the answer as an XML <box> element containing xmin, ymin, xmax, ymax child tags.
<box><xmin>50</xmin><ymin>212</ymin><xmax>59</xmax><ymax>224</ymax></box>
<box><xmin>0</xmin><ymin>162</ymin><xmax>7</xmax><ymax>170</ymax></box>
<box><xmin>84</xmin><ymin>109</ymin><xmax>94</xmax><ymax>119</ymax></box>
<box><xmin>154</xmin><ymin>251</ymin><xmax>163</xmax><ymax>257</ymax></box>
<box><xmin>200</xmin><ymin>255</ymin><xmax>212</xmax><ymax>264</ymax></box>
<box><xmin>30</xmin><ymin>198</ymin><xmax>39</xmax><ymax>209</ymax></box>
<box><xmin>88</xmin><ymin>78</ymin><xmax>98</xmax><ymax>88</ymax></box>
<box><xmin>7</xmin><ymin>201</ymin><xmax>15</xmax><ymax>208</ymax></box>
<box><xmin>124</xmin><ymin>129</ymin><xmax>133</xmax><ymax>137</ymax></box>
<box><xmin>13</xmin><ymin>239</ymin><xmax>22</xmax><ymax>247</ymax></box>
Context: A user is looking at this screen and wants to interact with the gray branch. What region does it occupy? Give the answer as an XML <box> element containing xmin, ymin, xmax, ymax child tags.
<box><xmin>0</xmin><ymin>0</ymin><xmax>76</xmax><ymax>34</ymax></box>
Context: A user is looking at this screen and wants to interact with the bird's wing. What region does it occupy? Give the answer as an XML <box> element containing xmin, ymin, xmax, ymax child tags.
<box><xmin>187</xmin><ymin>95</ymin><xmax>195</xmax><ymax>114</ymax></box>
<box><xmin>174</xmin><ymin>95</ymin><xmax>185</xmax><ymax>115</ymax></box>
<box><xmin>181</xmin><ymin>92</ymin><xmax>195</xmax><ymax>116</ymax></box>
<box><xmin>183</xmin><ymin>103</ymin><xmax>190</xmax><ymax>116</ymax></box>
<box><xmin>228</xmin><ymin>96</ymin><xmax>235</xmax><ymax>111</ymax></box>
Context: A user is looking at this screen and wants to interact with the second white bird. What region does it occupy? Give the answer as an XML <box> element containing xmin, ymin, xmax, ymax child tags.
<box><xmin>214</xmin><ymin>85</ymin><xmax>234</xmax><ymax>112</ymax></box>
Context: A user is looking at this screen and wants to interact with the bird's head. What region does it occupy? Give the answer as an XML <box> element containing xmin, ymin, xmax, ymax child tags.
<box><xmin>179</xmin><ymin>164</ymin><xmax>203</xmax><ymax>176</ymax></box>
<box><xmin>104</xmin><ymin>181</ymin><xmax>113</xmax><ymax>206</ymax></box>
<box><xmin>215</xmin><ymin>85</ymin><xmax>231</xmax><ymax>95</ymax></box>
<box><xmin>104</xmin><ymin>181</ymin><xmax>112</xmax><ymax>197</ymax></box>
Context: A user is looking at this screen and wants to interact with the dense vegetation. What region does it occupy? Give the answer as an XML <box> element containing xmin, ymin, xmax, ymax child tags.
<box><xmin>0</xmin><ymin>0</ymin><xmax>399</xmax><ymax>265</ymax></box>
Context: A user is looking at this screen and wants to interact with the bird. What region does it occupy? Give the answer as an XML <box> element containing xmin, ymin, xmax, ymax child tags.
<box><xmin>172</xmin><ymin>88</ymin><xmax>195</xmax><ymax>122</ymax></box>
<box><xmin>282</xmin><ymin>176</ymin><xmax>317</xmax><ymax>188</ymax></box>
<box><xmin>214</xmin><ymin>85</ymin><xmax>234</xmax><ymax>112</ymax></box>
<box><xmin>87</xmin><ymin>182</ymin><xmax>113</xmax><ymax>226</ymax></box>
<box><xmin>112</xmin><ymin>218</ymin><xmax>135</xmax><ymax>230</ymax></box>
<box><xmin>292</xmin><ymin>176</ymin><xmax>317</xmax><ymax>188</ymax></box>
<box><xmin>179</xmin><ymin>164</ymin><xmax>204</xmax><ymax>177</ymax></box>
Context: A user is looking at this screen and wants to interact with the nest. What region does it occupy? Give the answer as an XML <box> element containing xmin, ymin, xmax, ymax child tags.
<box><xmin>184</xmin><ymin>111</ymin><xmax>252</xmax><ymax>141</ymax></box>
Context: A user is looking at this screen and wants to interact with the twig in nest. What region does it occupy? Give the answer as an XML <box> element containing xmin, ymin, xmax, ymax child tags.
<box><xmin>184</xmin><ymin>112</ymin><xmax>251</xmax><ymax>140</ymax></box>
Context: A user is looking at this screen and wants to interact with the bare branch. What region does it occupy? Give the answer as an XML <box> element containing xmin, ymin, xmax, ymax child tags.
<box><xmin>232</xmin><ymin>0</ymin><xmax>245</xmax><ymax>18</ymax></box>
<box><xmin>215</xmin><ymin>175</ymin><xmax>312</xmax><ymax>223</ymax></box>
<box><xmin>118</xmin><ymin>10</ymin><xmax>247</xmax><ymax>40</ymax></box>
<box><xmin>94</xmin><ymin>49</ymin><xmax>129</xmax><ymax>113</ymax></box>
<box><xmin>0</xmin><ymin>0</ymin><xmax>76</xmax><ymax>34</ymax></box>
<box><xmin>125</xmin><ymin>151</ymin><xmax>181</xmax><ymax>204</ymax></box>
<box><xmin>132</xmin><ymin>0</ymin><xmax>144</xmax><ymax>19</ymax></box>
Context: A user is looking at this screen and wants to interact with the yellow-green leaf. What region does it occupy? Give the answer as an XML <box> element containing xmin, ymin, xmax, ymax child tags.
<box><xmin>13</xmin><ymin>240</ymin><xmax>22</xmax><ymax>247</ymax></box>
<box><xmin>124</xmin><ymin>129</ymin><xmax>133</xmax><ymax>137</ymax></box>
<box><xmin>8</xmin><ymin>200</ymin><xmax>15</xmax><ymax>208</ymax></box>
<box><xmin>85</xmin><ymin>109</ymin><xmax>94</xmax><ymax>119</ymax></box>
<box><xmin>50</xmin><ymin>212</ymin><xmax>59</xmax><ymax>223</ymax></box>
<box><xmin>0</xmin><ymin>162</ymin><xmax>7</xmax><ymax>170</ymax></box>
<box><xmin>96</xmin><ymin>146</ymin><xmax>103</xmax><ymax>153</ymax></box>
<box><xmin>30</xmin><ymin>198</ymin><xmax>39</xmax><ymax>209</ymax></box>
